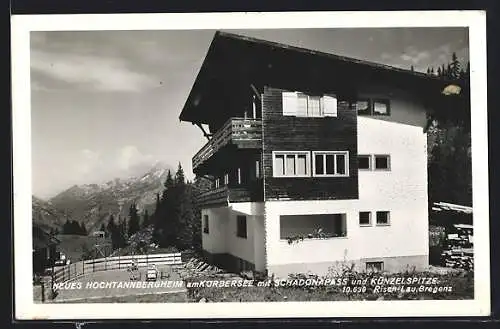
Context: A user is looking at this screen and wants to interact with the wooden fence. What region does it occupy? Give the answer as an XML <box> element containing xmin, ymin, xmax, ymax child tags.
<box><xmin>51</xmin><ymin>252</ymin><xmax>183</xmax><ymax>285</ymax></box>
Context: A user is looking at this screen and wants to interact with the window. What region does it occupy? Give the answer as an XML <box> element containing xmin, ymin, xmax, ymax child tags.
<box><xmin>255</xmin><ymin>160</ymin><xmax>261</xmax><ymax>179</ymax></box>
<box><xmin>273</xmin><ymin>151</ymin><xmax>311</xmax><ymax>177</ymax></box>
<box><xmin>215</xmin><ymin>178</ymin><xmax>220</xmax><ymax>188</ymax></box>
<box><xmin>282</xmin><ymin>92</ymin><xmax>338</xmax><ymax>117</ymax></box>
<box><xmin>358</xmin><ymin>155</ymin><xmax>372</xmax><ymax>170</ymax></box>
<box><xmin>357</xmin><ymin>98</ymin><xmax>390</xmax><ymax>116</ymax></box>
<box><xmin>237</xmin><ymin>168</ymin><xmax>242</xmax><ymax>184</ymax></box>
<box><xmin>373</xmin><ymin>100</ymin><xmax>390</xmax><ymax>115</ymax></box>
<box><xmin>359</xmin><ymin>212</ymin><xmax>372</xmax><ymax>226</ymax></box>
<box><xmin>374</xmin><ymin>155</ymin><xmax>390</xmax><ymax>170</ymax></box>
<box><xmin>376</xmin><ymin>211</ymin><xmax>390</xmax><ymax>226</ymax></box>
<box><xmin>203</xmin><ymin>215</ymin><xmax>209</xmax><ymax>234</ymax></box>
<box><xmin>224</xmin><ymin>173</ymin><xmax>229</xmax><ymax>185</ymax></box>
<box><xmin>313</xmin><ymin>151</ymin><xmax>349</xmax><ymax>177</ymax></box>
<box><xmin>236</xmin><ymin>216</ymin><xmax>247</xmax><ymax>238</ymax></box>
<box><xmin>356</xmin><ymin>99</ymin><xmax>371</xmax><ymax>115</ymax></box>
<box><xmin>366</xmin><ymin>261</ymin><xmax>384</xmax><ymax>272</ymax></box>
<box><xmin>280</xmin><ymin>214</ymin><xmax>347</xmax><ymax>239</ymax></box>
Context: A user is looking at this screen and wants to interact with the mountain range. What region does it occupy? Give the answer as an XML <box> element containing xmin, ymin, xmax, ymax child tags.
<box><xmin>32</xmin><ymin>162</ymin><xmax>173</xmax><ymax>233</ymax></box>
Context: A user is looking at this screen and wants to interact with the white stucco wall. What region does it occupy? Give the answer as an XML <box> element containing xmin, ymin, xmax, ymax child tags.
<box><xmin>201</xmin><ymin>203</ymin><xmax>266</xmax><ymax>270</ymax></box>
<box><xmin>264</xmin><ymin>88</ymin><xmax>429</xmax><ymax>276</ymax></box>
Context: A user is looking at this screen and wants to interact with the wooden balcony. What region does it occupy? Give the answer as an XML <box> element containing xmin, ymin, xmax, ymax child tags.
<box><xmin>192</xmin><ymin>118</ymin><xmax>262</xmax><ymax>173</ymax></box>
<box><xmin>195</xmin><ymin>179</ymin><xmax>264</xmax><ymax>208</ymax></box>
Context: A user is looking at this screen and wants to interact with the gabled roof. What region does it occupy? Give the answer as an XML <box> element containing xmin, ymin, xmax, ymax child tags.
<box><xmin>179</xmin><ymin>31</ymin><xmax>453</xmax><ymax>124</ymax></box>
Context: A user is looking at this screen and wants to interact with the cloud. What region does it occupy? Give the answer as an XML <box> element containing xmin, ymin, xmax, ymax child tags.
<box><xmin>70</xmin><ymin>146</ymin><xmax>156</xmax><ymax>184</ymax></box>
<box><xmin>31</xmin><ymin>50</ymin><xmax>158</xmax><ymax>92</ymax></box>
<box><xmin>75</xmin><ymin>149</ymin><xmax>101</xmax><ymax>176</ymax></box>
<box><xmin>116</xmin><ymin>145</ymin><xmax>154</xmax><ymax>171</ymax></box>
<box><xmin>399</xmin><ymin>46</ymin><xmax>431</xmax><ymax>65</ymax></box>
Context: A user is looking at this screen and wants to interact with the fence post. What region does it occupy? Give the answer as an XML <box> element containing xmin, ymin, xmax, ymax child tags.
<box><xmin>83</xmin><ymin>260</ymin><xmax>85</xmax><ymax>275</ymax></box>
<box><xmin>146</xmin><ymin>253</ymin><xmax>149</xmax><ymax>267</ymax></box>
<box><xmin>93</xmin><ymin>258</ymin><xmax>95</xmax><ymax>272</ymax></box>
<box><xmin>41</xmin><ymin>282</ymin><xmax>45</xmax><ymax>303</ymax></box>
<box><xmin>119</xmin><ymin>255</ymin><xmax>120</xmax><ymax>269</ymax></box>
<box><xmin>105</xmin><ymin>256</ymin><xmax>107</xmax><ymax>271</ymax></box>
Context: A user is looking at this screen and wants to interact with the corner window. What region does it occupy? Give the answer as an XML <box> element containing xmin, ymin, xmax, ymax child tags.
<box><xmin>358</xmin><ymin>155</ymin><xmax>372</xmax><ymax>170</ymax></box>
<box><xmin>366</xmin><ymin>261</ymin><xmax>384</xmax><ymax>272</ymax></box>
<box><xmin>273</xmin><ymin>151</ymin><xmax>311</xmax><ymax>177</ymax></box>
<box><xmin>312</xmin><ymin>151</ymin><xmax>349</xmax><ymax>177</ymax></box>
<box><xmin>357</xmin><ymin>98</ymin><xmax>390</xmax><ymax>116</ymax></box>
<box><xmin>224</xmin><ymin>173</ymin><xmax>229</xmax><ymax>185</ymax></box>
<box><xmin>356</xmin><ymin>99</ymin><xmax>371</xmax><ymax>115</ymax></box>
<box><xmin>203</xmin><ymin>215</ymin><xmax>209</xmax><ymax>234</ymax></box>
<box><xmin>376</xmin><ymin>211</ymin><xmax>390</xmax><ymax>226</ymax></box>
<box><xmin>359</xmin><ymin>212</ymin><xmax>372</xmax><ymax>226</ymax></box>
<box><xmin>373</xmin><ymin>100</ymin><xmax>390</xmax><ymax>115</ymax></box>
<box><xmin>215</xmin><ymin>178</ymin><xmax>220</xmax><ymax>189</ymax></box>
<box><xmin>374</xmin><ymin>155</ymin><xmax>391</xmax><ymax>170</ymax></box>
<box><xmin>282</xmin><ymin>91</ymin><xmax>337</xmax><ymax>117</ymax></box>
<box><xmin>236</xmin><ymin>216</ymin><xmax>247</xmax><ymax>238</ymax></box>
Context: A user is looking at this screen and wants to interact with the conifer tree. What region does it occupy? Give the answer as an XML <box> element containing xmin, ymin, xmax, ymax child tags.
<box><xmin>142</xmin><ymin>210</ymin><xmax>150</xmax><ymax>228</ymax></box>
<box><xmin>128</xmin><ymin>203</ymin><xmax>140</xmax><ymax>236</ymax></box>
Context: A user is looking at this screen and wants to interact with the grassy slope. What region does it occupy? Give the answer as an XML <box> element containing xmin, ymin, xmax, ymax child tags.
<box><xmin>56</xmin><ymin>235</ymin><xmax>112</xmax><ymax>262</ymax></box>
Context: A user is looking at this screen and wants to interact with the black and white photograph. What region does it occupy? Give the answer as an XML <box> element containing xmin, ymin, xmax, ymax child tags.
<box><xmin>11</xmin><ymin>11</ymin><xmax>489</xmax><ymax>319</ymax></box>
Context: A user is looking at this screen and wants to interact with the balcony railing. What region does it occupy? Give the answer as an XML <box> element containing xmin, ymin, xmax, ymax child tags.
<box><xmin>195</xmin><ymin>179</ymin><xmax>264</xmax><ymax>207</ymax></box>
<box><xmin>192</xmin><ymin>117</ymin><xmax>262</xmax><ymax>171</ymax></box>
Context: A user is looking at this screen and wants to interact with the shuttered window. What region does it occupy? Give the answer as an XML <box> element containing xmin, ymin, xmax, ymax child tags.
<box><xmin>281</xmin><ymin>91</ymin><xmax>338</xmax><ymax>118</ymax></box>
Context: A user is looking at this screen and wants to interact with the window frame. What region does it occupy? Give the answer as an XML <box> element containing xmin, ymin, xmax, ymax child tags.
<box><xmin>357</xmin><ymin>97</ymin><xmax>391</xmax><ymax>116</ymax></box>
<box><xmin>236</xmin><ymin>215</ymin><xmax>248</xmax><ymax>239</ymax></box>
<box><xmin>366</xmin><ymin>261</ymin><xmax>384</xmax><ymax>272</ymax></box>
<box><xmin>374</xmin><ymin>154</ymin><xmax>391</xmax><ymax>171</ymax></box>
<box><xmin>203</xmin><ymin>215</ymin><xmax>209</xmax><ymax>234</ymax></box>
<box><xmin>376</xmin><ymin>211</ymin><xmax>391</xmax><ymax>226</ymax></box>
<box><xmin>272</xmin><ymin>151</ymin><xmax>311</xmax><ymax>178</ymax></box>
<box><xmin>312</xmin><ymin>151</ymin><xmax>350</xmax><ymax>177</ymax></box>
<box><xmin>359</xmin><ymin>211</ymin><xmax>372</xmax><ymax>227</ymax></box>
<box><xmin>356</xmin><ymin>98</ymin><xmax>372</xmax><ymax>115</ymax></box>
<box><xmin>357</xmin><ymin>154</ymin><xmax>372</xmax><ymax>171</ymax></box>
<box><xmin>282</xmin><ymin>91</ymin><xmax>338</xmax><ymax>118</ymax></box>
<box><xmin>372</xmin><ymin>99</ymin><xmax>391</xmax><ymax>116</ymax></box>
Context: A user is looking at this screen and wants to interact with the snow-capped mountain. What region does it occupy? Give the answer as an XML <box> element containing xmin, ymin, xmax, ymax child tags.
<box><xmin>33</xmin><ymin>162</ymin><xmax>173</xmax><ymax>232</ymax></box>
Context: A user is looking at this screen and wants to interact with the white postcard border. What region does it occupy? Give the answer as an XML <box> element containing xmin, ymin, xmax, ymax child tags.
<box><xmin>11</xmin><ymin>10</ymin><xmax>490</xmax><ymax>319</ymax></box>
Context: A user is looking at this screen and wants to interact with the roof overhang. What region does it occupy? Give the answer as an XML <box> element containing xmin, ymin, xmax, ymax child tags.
<box><xmin>179</xmin><ymin>31</ymin><xmax>460</xmax><ymax>125</ymax></box>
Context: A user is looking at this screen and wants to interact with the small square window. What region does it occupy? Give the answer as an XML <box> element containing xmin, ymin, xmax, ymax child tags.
<box><xmin>373</xmin><ymin>100</ymin><xmax>390</xmax><ymax>115</ymax></box>
<box><xmin>237</xmin><ymin>216</ymin><xmax>247</xmax><ymax>238</ymax></box>
<box><xmin>376</xmin><ymin>211</ymin><xmax>390</xmax><ymax>226</ymax></box>
<box><xmin>358</xmin><ymin>155</ymin><xmax>371</xmax><ymax>170</ymax></box>
<box><xmin>359</xmin><ymin>212</ymin><xmax>371</xmax><ymax>226</ymax></box>
<box><xmin>374</xmin><ymin>155</ymin><xmax>390</xmax><ymax>170</ymax></box>
<box><xmin>357</xmin><ymin>100</ymin><xmax>371</xmax><ymax>115</ymax></box>
<box><xmin>366</xmin><ymin>261</ymin><xmax>384</xmax><ymax>272</ymax></box>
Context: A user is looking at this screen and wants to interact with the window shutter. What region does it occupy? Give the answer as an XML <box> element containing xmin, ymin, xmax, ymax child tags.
<box><xmin>282</xmin><ymin>92</ymin><xmax>298</xmax><ymax>116</ymax></box>
<box><xmin>323</xmin><ymin>95</ymin><xmax>338</xmax><ymax>117</ymax></box>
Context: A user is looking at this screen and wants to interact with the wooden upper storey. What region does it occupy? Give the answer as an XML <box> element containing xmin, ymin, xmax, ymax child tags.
<box><xmin>178</xmin><ymin>31</ymin><xmax>453</xmax><ymax>131</ymax></box>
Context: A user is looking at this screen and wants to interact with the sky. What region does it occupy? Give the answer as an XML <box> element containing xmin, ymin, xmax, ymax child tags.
<box><xmin>30</xmin><ymin>27</ymin><xmax>469</xmax><ymax>199</ymax></box>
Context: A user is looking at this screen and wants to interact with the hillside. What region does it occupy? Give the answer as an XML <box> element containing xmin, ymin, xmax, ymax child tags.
<box><xmin>33</xmin><ymin>162</ymin><xmax>173</xmax><ymax>233</ymax></box>
<box><xmin>32</xmin><ymin>196</ymin><xmax>71</xmax><ymax>232</ymax></box>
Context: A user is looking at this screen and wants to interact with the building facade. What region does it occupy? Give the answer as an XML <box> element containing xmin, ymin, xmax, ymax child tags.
<box><xmin>180</xmin><ymin>31</ymin><xmax>447</xmax><ymax>278</ymax></box>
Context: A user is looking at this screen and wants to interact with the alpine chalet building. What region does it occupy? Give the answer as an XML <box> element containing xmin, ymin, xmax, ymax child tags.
<box><xmin>179</xmin><ymin>31</ymin><xmax>451</xmax><ymax>277</ymax></box>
